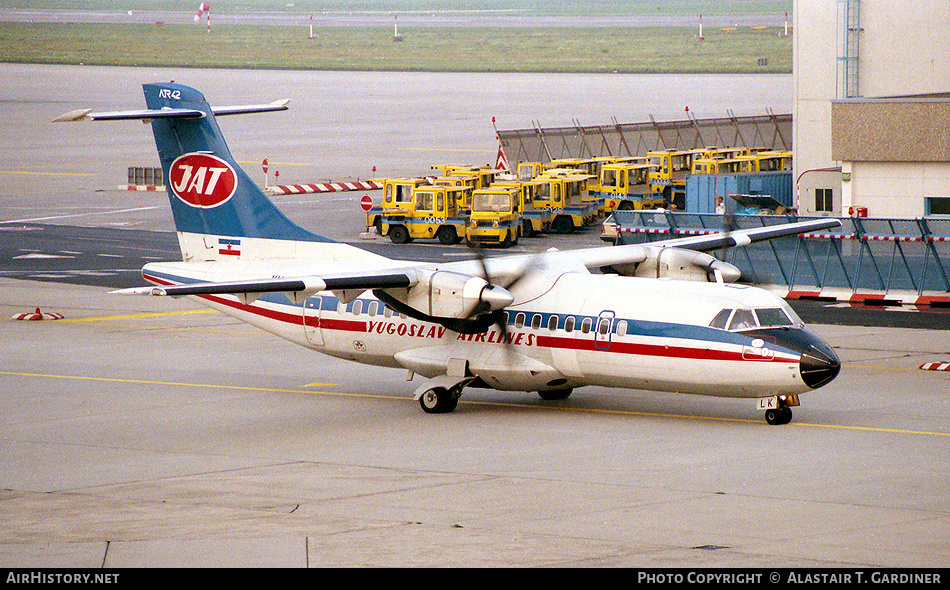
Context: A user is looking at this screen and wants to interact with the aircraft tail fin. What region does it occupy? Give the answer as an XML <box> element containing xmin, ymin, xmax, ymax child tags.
<box><xmin>138</xmin><ymin>82</ymin><xmax>338</xmax><ymax>260</ymax></box>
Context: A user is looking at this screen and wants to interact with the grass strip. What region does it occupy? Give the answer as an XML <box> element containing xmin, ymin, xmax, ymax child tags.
<box><xmin>0</xmin><ymin>22</ymin><xmax>791</xmax><ymax>73</ymax></box>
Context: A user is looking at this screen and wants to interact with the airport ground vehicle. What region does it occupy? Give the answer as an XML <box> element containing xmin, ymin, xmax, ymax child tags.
<box><xmin>377</xmin><ymin>180</ymin><xmax>470</xmax><ymax>244</ymax></box>
<box><xmin>544</xmin><ymin>157</ymin><xmax>601</xmax><ymax>177</ymax></box>
<box><xmin>589</xmin><ymin>162</ymin><xmax>662</xmax><ymax>211</ymax></box>
<box><xmin>515</xmin><ymin>161</ymin><xmax>544</xmax><ymax>181</ymax></box>
<box><xmin>431</xmin><ymin>164</ymin><xmax>499</xmax><ymax>189</ymax></box>
<box><xmin>646</xmin><ymin>149</ymin><xmax>697</xmax><ymax>210</ymax></box>
<box><xmin>738</xmin><ymin>151</ymin><xmax>793</xmax><ymax>172</ymax></box>
<box><xmin>696</xmin><ymin>147</ymin><xmax>752</xmax><ymax>160</ymax></box>
<box><xmin>365</xmin><ymin>177</ymin><xmax>431</xmax><ymax>234</ymax></box>
<box><xmin>465</xmin><ymin>186</ymin><xmax>522</xmax><ymax>247</ymax></box>
<box><xmin>535</xmin><ymin>170</ymin><xmax>598</xmax><ymax>234</ymax></box>
<box><xmin>491</xmin><ymin>179</ymin><xmax>552</xmax><ymax>237</ymax></box>
<box><xmin>690</xmin><ymin>157</ymin><xmax>747</xmax><ymax>175</ymax></box>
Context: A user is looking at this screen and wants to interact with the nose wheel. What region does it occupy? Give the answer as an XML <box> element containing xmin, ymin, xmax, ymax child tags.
<box><xmin>758</xmin><ymin>394</ymin><xmax>798</xmax><ymax>425</ymax></box>
<box><xmin>764</xmin><ymin>406</ymin><xmax>793</xmax><ymax>425</ymax></box>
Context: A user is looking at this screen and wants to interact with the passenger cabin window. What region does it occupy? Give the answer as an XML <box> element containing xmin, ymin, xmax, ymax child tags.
<box><xmin>616</xmin><ymin>320</ymin><xmax>628</xmax><ymax>337</ymax></box>
<box><xmin>352</xmin><ymin>300</ymin><xmax>363</xmax><ymax>316</ymax></box>
<box><xmin>598</xmin><ymin>319</ymin><xmax>611</xmax><ymax>336</ymax></box>
<box><xmin>581</xmin><ymin>318</ymin><xmax>593</xmax><ymax>334</ymax></box>
<box><xmin>564</xmin><ymin>316</ymin><xmax>575</xmax><ymax>333</ymax></box>
<box><xmin>531</xmin><ymin>314</ymin><xmax>542</xmax><ymax>330</ymax></box>
<box><xmin>547</xmin><ymin>316</ymin><xmax>558</xmax><ymax>331</ymax></box>
<box><xmin>368</xmin><ymin>301</ymin><xmax>379</xmax><ymax>317</ymax></box>
<box><xmin>514</xmin><ymin>313</ymin><xmax>526</xmax><ymax>329</ymax></box>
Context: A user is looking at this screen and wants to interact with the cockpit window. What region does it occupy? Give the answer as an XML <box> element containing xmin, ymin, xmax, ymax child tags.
<box><xmin>710</xmin><ymin>306</ymin><xmax>801</xmax><ymax>332</ymax></box>
<box><xmin>754</xmin><ymin>307</ymin><xmax>794</xmax><ymax>327</ymax></box>
<box><xmin>709</xmin><ymin>309</ymin><xmax>732</xmax><ymax>330</ymax></box>
<box><xmin>727</xmin><ymin>309</ymin><xmax>757</xmax><ymax>331</ymax></box>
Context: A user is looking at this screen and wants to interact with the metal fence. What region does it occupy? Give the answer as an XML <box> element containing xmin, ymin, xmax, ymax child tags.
<box><xmin>612</xmin><ymin>211</ymin><xmax>950</xmax><ymax>304</ymax></box>
<box><xmin>497</xmin><ymin>111</ymin><xmax>792</xmax><ymax>164</ymax></box>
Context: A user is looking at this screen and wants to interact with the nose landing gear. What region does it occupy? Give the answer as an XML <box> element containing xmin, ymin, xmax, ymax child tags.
<box><xmin>757</xmin><ymin>394</ymin><xmax>798</xmax><ymax>425</ymax></box>
<box><xmin>764</xmin><ymin>405</ymin><xmax>793</xmax><ymax>425</ymax></box>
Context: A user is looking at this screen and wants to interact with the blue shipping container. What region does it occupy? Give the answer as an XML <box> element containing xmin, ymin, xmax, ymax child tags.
<box><xmin>686</xmin><ymin>172</ymin><xmax>793</xmax><ymax>214</ymax></box>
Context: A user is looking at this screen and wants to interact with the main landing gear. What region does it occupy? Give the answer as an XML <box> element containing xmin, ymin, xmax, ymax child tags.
<box><xmin>419</xmin><ymin>385</ymin><xmax>461</xmax><ymax>414</ymax></box>
<box><xmin>417</xmin><ymin>384</ymin><xmax>574</xmax><ymax>413</ymax></box>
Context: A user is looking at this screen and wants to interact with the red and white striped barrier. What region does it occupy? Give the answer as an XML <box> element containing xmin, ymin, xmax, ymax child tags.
<box><xmin>919</xmin><ymin>362</ymin><xmax>950</xmax><ymax>371</ymax></box>
<box><xmin>267</xmin><ymin>180</ymin><xmax>384</xmax><ymax>195</ymax></box>
<box><xmin>619</xmin><ymin>227</ymin><xmax>670</xmax><ymax>235</ymax></box>
<box><xmin>778</xmin><ymin>287</ymin><xmax>950</xmax><ymax>308</ymax></box>
<box><xmin>11</xmin><ymin>308</ymin><xmax>64</xmax><ymax>321</ymax></box>
<box><xmin>119</xmin><ymin>184</ymin><xmax>165</xmax><ymax>192</ymax></box>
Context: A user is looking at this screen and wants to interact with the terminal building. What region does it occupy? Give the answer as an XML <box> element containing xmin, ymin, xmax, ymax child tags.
<box><xmin>794</xmin><ymin>0</ymin><xmax>950</xmax><ymax>218</ymax></box>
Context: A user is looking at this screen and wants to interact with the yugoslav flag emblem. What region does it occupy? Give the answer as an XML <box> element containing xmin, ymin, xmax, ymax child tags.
<box><xmin>169</xmin><ymin>153</ymin><xmax>237</xmax><ymax>208</ymax></box>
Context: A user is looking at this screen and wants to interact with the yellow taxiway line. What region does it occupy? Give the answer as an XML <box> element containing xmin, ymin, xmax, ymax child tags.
<box><xmin>1</xmin><ymin>370</ymin><xmax>947</xmax><ymax>438</ymax></box>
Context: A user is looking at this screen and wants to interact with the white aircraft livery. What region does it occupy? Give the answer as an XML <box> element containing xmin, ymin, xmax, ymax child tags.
<box><xmin>57</xmin><ymin>83</ymin><xmax>841</xmax><ymax>425</ymax></box>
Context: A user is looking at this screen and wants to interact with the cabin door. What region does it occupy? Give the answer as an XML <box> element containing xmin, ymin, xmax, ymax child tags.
<box><xmin>304</xmin><ymin>296</ymin><xmax>324</xmax><ymax>346</ymax></box>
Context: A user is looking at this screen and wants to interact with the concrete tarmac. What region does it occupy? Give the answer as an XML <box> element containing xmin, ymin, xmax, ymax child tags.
<box><xmin>0</xmin><ymin>277</ymin><xmax>948</xmax><ymax>567</ymax></box>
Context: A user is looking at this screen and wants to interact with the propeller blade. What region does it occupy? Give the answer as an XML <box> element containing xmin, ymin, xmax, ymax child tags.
<box><xmin>467</xmin><ymin>243</ymin><xmax>515</xmax><ymax>358</ymax></box>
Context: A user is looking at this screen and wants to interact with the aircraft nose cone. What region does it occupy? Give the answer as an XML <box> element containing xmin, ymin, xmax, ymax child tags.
<box><xmin>800</xmin><ymin>342</ymin><xmax>841</xmax><ymax>389</ymax></box>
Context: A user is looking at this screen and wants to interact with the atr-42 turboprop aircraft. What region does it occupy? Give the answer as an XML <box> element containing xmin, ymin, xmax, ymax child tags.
<box><xmin>56</xmin><ymin>83</ymin><xmax>841</xmax><ymax>424</ymax></box>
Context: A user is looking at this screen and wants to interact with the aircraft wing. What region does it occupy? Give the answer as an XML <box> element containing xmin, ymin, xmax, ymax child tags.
<box><xmin>115</xmin><ymin>270</ymin><xmax>414</xmax><ymax>301</ymax></box>
<box><xmin>115</xmin><ymin>217</ymin><xmax>841</xmax><ymax>323</ymax></box>
<box><xmin>468</xmin><ymin>217</ymin><xmax>844</xmax><ymax>281</ymax></box>
<box><xmin>616</xmin><ymin>216</ymin><xmax>843</xmax><ymax>254</ymax></box>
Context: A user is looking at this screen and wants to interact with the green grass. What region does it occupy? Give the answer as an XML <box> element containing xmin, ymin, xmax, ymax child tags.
<box><xmin>0</xmin><ymin>1</ymin><xmax>792</xmax><ymax>17</ymax></box>
<box><xmin>0</xmin><ymin>22</ymin><xmax>791</xmax><ymax>73</ymax></box>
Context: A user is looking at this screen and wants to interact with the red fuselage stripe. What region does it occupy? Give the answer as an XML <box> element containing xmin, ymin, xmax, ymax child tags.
<box><xmin>144</xmin><ymin>273</ymin><xmax>796</xmax><ymax>364</ymax></box>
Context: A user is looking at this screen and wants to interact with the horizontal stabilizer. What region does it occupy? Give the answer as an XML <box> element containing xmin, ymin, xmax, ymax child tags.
<box><xmin>53</xmin><ymin>100</ymin><xmax>289</xmax><ymax>123</ymax></box>
<box><xmin>53</xmin><ymin>108</ymin><xmax>205</xmax><ymax>122</ymax></box>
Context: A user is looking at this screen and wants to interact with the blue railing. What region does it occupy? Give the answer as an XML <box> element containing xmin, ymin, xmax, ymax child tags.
<box><xmin>612</xmin><ymin>211</ymin><xmax>950</xmax><ymax>304</ymax></box>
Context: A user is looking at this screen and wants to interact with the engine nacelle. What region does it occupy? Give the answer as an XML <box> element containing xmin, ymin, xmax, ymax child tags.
<box><xmin>397</xmin><ymin>270</ymin><xmax>513</xmax><ymax>319</ymax></box>
<box><xmin>631</xmin><ymin>246</ymin><xmax>741</xmax><ymax>283</ymax></box>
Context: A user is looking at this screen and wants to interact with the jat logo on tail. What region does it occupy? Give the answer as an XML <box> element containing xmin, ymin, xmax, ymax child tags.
<box><xmin>169</xmin><ymin>153</ymin><xmax>237</xmax><ymax>208</ymax></box>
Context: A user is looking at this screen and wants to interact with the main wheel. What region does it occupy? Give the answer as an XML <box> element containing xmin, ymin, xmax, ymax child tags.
<box><xmin>538</xmin><ymin>388</ymin><xmax>573</xmax><ymax>401</ymax></box>
<box><xmin>419</xmin><ymin>387</ymin><xmax>458</xmax><ymax>414</ymax></box>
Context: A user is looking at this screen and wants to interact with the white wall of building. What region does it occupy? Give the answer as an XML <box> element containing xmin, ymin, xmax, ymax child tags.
<box><xmin>794</xmin><ymin>0</ymin><xmax>950</xmax><ymax>218</ymax></box>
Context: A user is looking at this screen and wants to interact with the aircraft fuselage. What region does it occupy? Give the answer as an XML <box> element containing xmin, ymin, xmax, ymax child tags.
<box><xmin>143</xmin><ymin>266</ymin><xmax>839</xmax><ymax>401</ymax></box>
